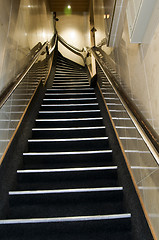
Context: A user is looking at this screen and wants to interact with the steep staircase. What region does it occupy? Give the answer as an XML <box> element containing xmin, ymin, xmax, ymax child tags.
<box><xmin>0</xmin><ymin>53</ymin><xmax>132</xmax><ymax>239</ymax></box>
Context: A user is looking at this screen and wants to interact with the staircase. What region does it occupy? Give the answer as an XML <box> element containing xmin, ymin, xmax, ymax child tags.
<box><xmin>0</xmin><ymin>53</ymin><xmax>132</xmax><ymax>239</ymax></box>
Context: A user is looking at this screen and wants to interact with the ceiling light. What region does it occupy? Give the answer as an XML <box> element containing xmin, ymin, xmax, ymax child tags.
<box><xmin>104</xmin><ymin>14</ymin><xmax>110</xmax><ymax>19</ymax></box>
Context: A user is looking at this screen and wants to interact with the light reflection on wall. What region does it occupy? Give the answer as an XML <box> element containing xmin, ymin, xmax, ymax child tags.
<box><xmin>57</xmin><ymin>13</ymin><xmax>90</xmax><ymax>65</ymax></box>
<box><xmin>0</xmin><ymin>0</ymin><xmax>54</xmax><ymax>94</ymax></box>
<box><xmin>93</xmin><ymin>0</ymin><xmax>113</xmax><ymax>55</ymax></box>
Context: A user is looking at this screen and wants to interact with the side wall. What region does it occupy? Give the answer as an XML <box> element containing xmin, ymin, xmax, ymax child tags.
<box><xmin>93</xmin><ymin>0</ymin><xmax>159</xmax><ymax>135</ymax></box>
<box><xmin>0</xmin><ymin>0</ymin><xmax>54</xmax><ymax>94</ymax></box>
<box><xmin>56</xmin><ymin>13</ymin><xmax>90</xmax><ymax>65</ymax></box>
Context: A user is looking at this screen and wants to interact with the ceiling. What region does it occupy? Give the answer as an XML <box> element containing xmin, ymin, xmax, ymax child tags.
<box><xmin>48</xmin><ymin>0</ymin><xmax>90</xmax><ymax>13</ymax></box>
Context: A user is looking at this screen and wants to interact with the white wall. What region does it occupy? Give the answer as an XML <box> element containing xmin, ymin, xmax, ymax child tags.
<box><xmin>0</xmin><ymin>0</ymin><xmax>54</xmax><ymax>94</ymax></box>
<box><xmin>56</xmin><ymin>13</ymin><xmax>90</xmax><ymax>65</ymax></box>
<box><xmin>113</xmin><ymin>9</ymin><xmax>159</xmax><ymax>135</ymax></box>
<box><xmin>93</xmin><ymin>0</ymin><xmax>159</xmax><ymax>135</ymax></box>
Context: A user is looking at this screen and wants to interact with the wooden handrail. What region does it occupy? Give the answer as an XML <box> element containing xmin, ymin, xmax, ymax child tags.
<box><xmin>58</xmin><ymin>35</ymin><xmax>86</xmax><ymax>63</ymax></box>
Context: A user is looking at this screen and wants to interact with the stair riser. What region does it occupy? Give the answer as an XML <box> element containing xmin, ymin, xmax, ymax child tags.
<box><xmin>54</xmin><ymin>77</ymin><xmax>88</xmax><ymax>80</ymax></box>
<box><xmin>16</xmin><ymin>170</ymin><xmax>118</xmax><ymax>190</ymax></box>
<box><xmin>46</xmin><ymin>89</ymin><xmax>94</xmax><ymax>93</ymax></box>
<box><xmin>32</xmin><ymin>128</ymin><xmax>107</xmax><ymax>138</ymax></box>
<box><xmin>9</xmin><ymin>191</ymin><xmax>124</xmax><ymax>217</ymax></box>
<box><xmin>42</xmin><ymin>98</ymin><xmax>97</xmax><ymax>103</ymax></box>
<box><xmin>23</xmin><ymin>152</ymin><xmax>113</xmax><ymax>169</ymax></box>
<box><xmin>52</xmin><ymin>86</ymin><xmax>90</xmax><ymax>89</ymax></box>
<box><xmin>40</xmin><ymin>105</ymin><xmax>99</xmax><ymax>111</ymax></box>
<box><xmin>28</xmin><ymin>139</ymin><xmax>109</xmax><ymax>152</ymax></box>
<box><xmin>35</xmin><ymin>119</ymin><xmax>104</xmax><ymax>128</ymax></box>
<box><xmin>38</xmin><ymin>112</ymin><xmax>101</xmax><ymax>119</ymax></box>
<box><xmin>0</xmin><ymin>218</ymin><xmax>131</xmax><ymax>240</ymax></box>
<box><xmin>54</xmin><ymin>78</ymin><xmax>88</xmax><ymax>81</ymax></box>
<box><xmin>56</xmin><ymin>65</ymin><xmax>83</xmax><ymax>70</ymax></box>
<box><xmin>44</xmin><ymin>94</ymin><xmax>96</xmax><ymax>99</ymax></box>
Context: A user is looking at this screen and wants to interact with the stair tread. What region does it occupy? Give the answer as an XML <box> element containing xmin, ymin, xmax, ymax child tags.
<box><xmin>1</xmin><ymin>213</ymin><xmax>131</xmax><ymax>224</ymax></box>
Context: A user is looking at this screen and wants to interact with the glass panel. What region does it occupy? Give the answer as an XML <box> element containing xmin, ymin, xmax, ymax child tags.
<box><xmin>0</xmin><ymin>51</ymin><xmax>50</xmax><ymax>162</ymax></box>
<box><xmin>96</xmin><ymin>61</ymin><xmax>159</xmax><ymax>238</ymax></box>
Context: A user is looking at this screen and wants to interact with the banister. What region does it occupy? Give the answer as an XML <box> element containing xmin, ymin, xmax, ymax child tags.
<box><xmin>0</xmin><ymin>42</ymin><xmax>47</xmax><ymax>109</ymax></box>
<box><xmin>58</xmin><ymin>35</ymin><xmax>84</xmax><ymax>52</ymax></box>
<box><xmin>49</xmin><ymin>33</ymin><xmax>58</xmax><ymax>54</ymax></box>
<box><xmin>0</xmin><ymin>33</ymin><xmax>57</xmax><ymax>109</ymax></box>
<box><xmin>58</xmin><ymin>34</ymin><xmax>86</xmax><ymax>63</ymax></box>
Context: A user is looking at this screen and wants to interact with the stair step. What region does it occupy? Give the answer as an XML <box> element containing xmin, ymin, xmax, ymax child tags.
<box><xmin>31</xmin><ymin>126</ymin><xmax>107</xmax><ymax>138</ymax></box>
<box><xmin>38</xmin><ymin>110</ymin><xmax>101</xmax><ymax>119</ymax></box>
<box><xmin>28</xmin><ymin>137</ymin><xmax>109</xmax><ymax>152</ymax></box>
<box><xmin>43</xmin><ymin>97</ymin><xmax>97</xmax><ymax>101</ymax></box>
<box><xmin>54</xmin><ymin>76</ymin><xmax>87</xmax><ymax>79</ymax></box>
<box><xmin>53</xmin><ymin>82</ymin><xmax>89</xmax><ymax>86</ymax></box>
<box><xmin>56</xmin><ymin>65</ymin><xmax>83</xmax><ymax>70</ymax></box>
<box><xmin>23</xmin><ymin>150</ymin><xmax>113</xmax><ymax>169</ymax></box>
<box><xmin>53</xmin><ymin>81</ymin><xmax>88</xmax><ymax>84</ymax></box>
<box><xmin>0</xmin><ymin>214</ymin><xmax>131</xmax><ymax>240</ymax></box>
<box><xmin>54</xmin><ymin>76</ymin><xmax>88</xmax><ymax>79</ymax></box>
<box><xmin>35</xmin><ymin>117</ymin><xmax>104</xmax><ymax>127</ymax></box>
<box><xmin>53</xmin><ymin>84</ymin><xmax>89</xmax><ymax>89</ymax></box>
<box><xmin>44</xmin><ymin>93</ymin><xmax>96</xmax><ymax>98</ymax></box>
<box><xmin>8</xmin><ymin>187</ymin><xmax>124</xmax><ymax>218</ymax></box>
<box><xmin>46</xmin><ymin>88</ymin><xmax>94</xmax><ymax>93</ymax></box>
<box><xmin>40</xmin><ymin>103</ymin><xmax>99</xmax><ymax>111</ymax></box>
<box><xmin>16</xmin><ymin>166</ymin><xmax>118</xmax><ymax>190</ymax></box>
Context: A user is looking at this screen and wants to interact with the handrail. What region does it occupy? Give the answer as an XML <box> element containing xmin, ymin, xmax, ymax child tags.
<box><xmin>49</xmin><ymin>33</ymin><xmax>58</xmax><ymax>54</ymax></box>
<box><xmin>0</xmin><ymin>33</ymin><xmax>57</xmax><ymax>109</ymax></box>
<box><xmin>0</xmin><ymin>42</ymin><xmax>47</xmax><ymax>109</ymax></box>
<box><xmin>91</xmin><ymin>47</ymin><xmax>159</xmax><ymax>160</ymax></box>
<box><xmin>58</xmin><ymin>35</ymin><xmax>84</xmax><ymax>52</ymax></box>
<box><xmin>107</xmin><ymin>0</ymin><xmax>117</xmax><ymax>46</ymax></box>
<box><xmin>58</xmin><ymin>35</ymin><xmax>86</xmax><ymax>63</ymax></box>
<box><xmin>0</xmin><ymin>78</ymin><xmax>43</xmax><ymax>166</ymax></box>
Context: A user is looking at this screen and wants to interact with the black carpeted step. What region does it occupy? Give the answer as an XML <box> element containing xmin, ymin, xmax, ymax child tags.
<box><xmin>44</xmin><ymin>92</ymin><xmax>96</xmax><ymax>98</ymax></box>
<box><xmin>23</xmin><ymin>150</ymin><xmax>113</xmax><ymax>169</ymax></box>
<box><xmin>35</xmin><ymin>117</ymin><xmax>104</xmax><ymax>128</ymax></box>
<box><xmin>8</xmin><ymin>187</ymin><xmax>124</xmax><ymax>218</ymax></box>
<box><xmin>46</xmin><ymin>88</ymin><xmax>95</xmax><ymax>93</ymax></box>
<box><xmin>52</xmin><ymin>84</ymin><xmax>90</xmax><ymax>88</ymax></box>
<box><xmin>16</xmin><ymin>166</ymin><xmax>118</xmax><ymax>190</ymax></box>
<box><xmin>53</xmin><ymin>80</ymin><xmax>89</xmax><ymax>84</ymax></box>
<box><xmin>54</xmin><ymin>75</ymin><xmax>88</xmax><ymax>78</ymax></box>
<box><xmin>0</xmin><ymin>215</ymin><xmax>131</xmax><ymax>240</ymax></box>
<box><xmin>40</xmin><ymin>104</ymin><xmax>99</xmax><ymax>111</ymax></box>
<box><xmin>28</xmin><ymin>137</ymin><xmax>110</xmax><ymax>152</ymax></box>
<box><xmin>54</xmin><ymin>76</ymin><xmax>88</xmax><ymax>79</ymax></box>
<box><xmin>42</xmin><ymin>98</ymin><xmax>98</xmax><ymax>104</ymax></box>
<box><xmin>38</xmin><ymin>110</ymin><xmax>102</xmax><ymax>119</ymax></box>
<box><xmin>31</xmin><ymin>126</ymin><xmax>107</xmax><ymax>138</ymax></box>
<box><xmin>56</xmin><ymin>63</ymin><xmax>83</xmax><ymax>69</ymax></box>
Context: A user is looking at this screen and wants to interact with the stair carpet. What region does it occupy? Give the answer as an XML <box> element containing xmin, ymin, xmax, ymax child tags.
<box><xmin>0</xmin><ymin>54</ymin><xmax>131</xmax><ymax>239</ymax></box>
